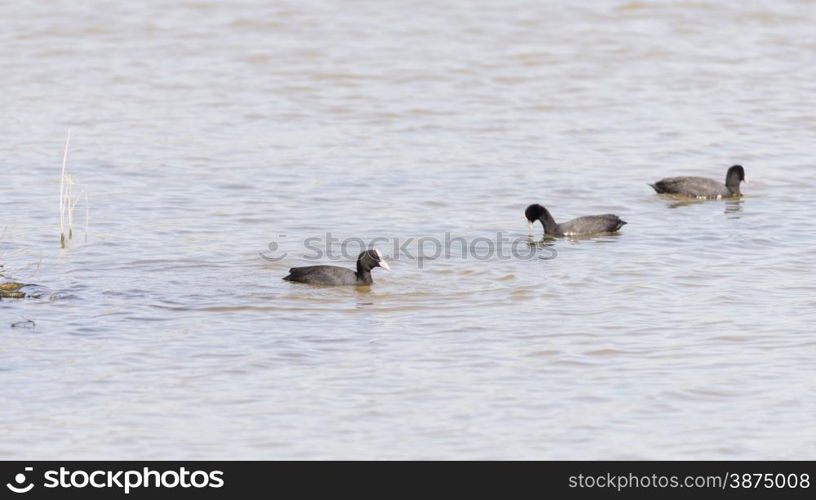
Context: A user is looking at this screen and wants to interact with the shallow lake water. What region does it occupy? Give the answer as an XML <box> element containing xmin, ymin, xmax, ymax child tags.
<box><xmin>1</xmin><ymin>0</ymin><xmax>815</xmax><ymax>459</ymax></box>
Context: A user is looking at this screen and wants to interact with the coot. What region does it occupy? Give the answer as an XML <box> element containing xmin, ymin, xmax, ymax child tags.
<box><xmin>283</xmin><ymin>249</ymin><xmax>390</xmax><ymax>286</ymax></box>
<box><xmin>525</xmin><ymin>204</ymin><xmax>627</xmax><ymax>237</ymax></box>
<box><xmin>650</xmin><ymin>165</ymin><xmax>747</xmax><ymax>199</ymax></box>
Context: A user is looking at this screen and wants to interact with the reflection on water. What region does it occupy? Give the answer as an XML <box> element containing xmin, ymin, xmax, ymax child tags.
<box><xmin>666</xmin><ymin>198</ymin><xmax>708</xmax><ymax>209</ymax></box>
<box><xmin>2</xmin><ymin>0</ymin><xmax>816</xmax><ymax>459</ymax></box>
<box><xmin>663</xmin><ymin>196</ymin><xmax>745</xmax><ymax>213</ymax></box>
<box><xmin>724</xmin><ymin>199</ymin><xmax>744</xmax><ymax>216</ymax></box>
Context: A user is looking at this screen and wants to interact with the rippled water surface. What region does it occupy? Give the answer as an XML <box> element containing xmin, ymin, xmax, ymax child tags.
<box><xmin>2</xmin><ymin>0</ymin><xmax>815</xmax><ymax>459</ymax></box>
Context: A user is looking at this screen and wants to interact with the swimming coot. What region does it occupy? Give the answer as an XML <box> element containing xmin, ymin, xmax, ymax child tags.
<box><xmin>283</xmin><ymin>249</ymin><xmax>390</xmax><ymax>286</ymax></box>
<box><xmin>525</xmin><ymin>204</ymin><xmax>627</xmax><ymax>237</ymax></box>
<box><xmin>650</xmin><ymin>165</ymin><xmax>747</xmax><ymax>199</ymax></box>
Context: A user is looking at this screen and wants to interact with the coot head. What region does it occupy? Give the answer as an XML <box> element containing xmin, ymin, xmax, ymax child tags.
<box><xmin>525</xmin><ymin>203</ymin><xmax>548</xmax><ymax>223</ymax></box>
<box><xmin>726</xmin><ymin>165</ymin><xmax>747</xmax><ymax>192</ymax></box>
<box><xmin>358</xmin><ymin>249</ymin><xmax>390</xmax><ymax>272</ymax></box>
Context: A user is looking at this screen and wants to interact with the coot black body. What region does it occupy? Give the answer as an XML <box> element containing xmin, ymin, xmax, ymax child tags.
<box><xmin>650</xmin><ymin>165</ymin><xmax>746</xmax><ymax>199</ymax></box>
<box><xmin>525</xmin><ymin>204</ymin><xmax>626</xmax><ymax>237</ymax></box>
<box><xmin>283</xmin><ymin>249</ymin><xmax>390</xmax><ymax>286</ymax></box>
